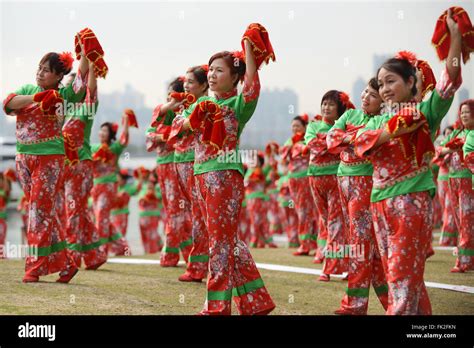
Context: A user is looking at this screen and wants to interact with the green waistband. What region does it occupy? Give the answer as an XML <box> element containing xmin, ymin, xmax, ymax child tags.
<box><xmin>288</xmin><ymin>170</ymin><xmax>308</xmax><ymax>179</ymax></box>
<box><xmin>156</xmin><ymin>153</ymin><xmax>175</xmax><ymax>164</ymax></box>
<box><xmin>174</xmin><ymin>150</ymin><xmax>194</xmax><ymax>163</ymax></box>
<box><xmin>246</xmin><ymin>191</ymin><xmax>270</xmax><ymax>201</ymax></box>
<box><xmin>93</xmin><ymin>172</ymin><xmax>117</xmax><ymax>185</ymax></box>
<box><xmin>448</xmin><ymin>169</ymin><xmax>472</xmax><ymax>179</ymax></box>
<box><xmin>139</xmin><ymin>210</ymin><xmax>160</xmax><ymax>217</ymax></box>
<box><xmin>17</xmin><ymin>136</ymin><xmax>65</xmax><ymax>155</ymax></box>
<box><xmin>111</xmin><ymin>208</ymin><xmax>129</xmax><ymax>216</ymax></box>
<box><xmin>307</xmin><ymin>163</ymin><xmax>339</xmax><ymax>176</ymax></box>
<box><xmin>438</xmin><ymin>174</ymin><xmax>449</xmax><ymax>181</ymax></box>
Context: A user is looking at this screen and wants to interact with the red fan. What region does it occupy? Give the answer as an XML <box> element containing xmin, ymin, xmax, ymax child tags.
<box><xmin>3</xmin><ymin>168</ymin><xmax>16</xmax><ymax>182</ymax></box>
<box><xmin>445</xmin><ymin>137</ymin><xmax>464</xmax><ymax>149</ymax></box>
<box><xmin>188</xmin><ymin>100</ymin><xmax>226</xmax><ymax>149</ymax></box>
<box><xmin>58</xmin><ymin>52</ymin><xmax>74</xmax><ymax>71</ymax></box>
<box><xmin>241</xmin><ymin>23</ymin><xmax>276</xmax><ymax>69</ymax></box>
<box><xmin>432</xmin><ymin>7</ymin><xmax>474</xmax><ymax>64</ymax></box>
<box><xmin>169</xmin><ymin>92</ymin><xmax>197</xmax><ymax>110</ymax></box>
<box><xmin>33</xmin><ymin>90</ymin><xmax>64</xmax><ymax>116</ymax></box>
<box><xmin>75</xmin><ymin>27</ymin><xmax>109</xmax><ymax>78</ymax></box>
<box><xmin>386</xmin><ymin>107</ymin><xmax>435</xmax><ymax>166</ymax></box>
<box><xmin>123</xmin><ymin>109</ymin><xmax>139</xmax><ymax>128</ymax></box>
<box><xmin>92</xmin><ymin>143</ymin><xmax>114</xmax><ymax>163</ymax></box>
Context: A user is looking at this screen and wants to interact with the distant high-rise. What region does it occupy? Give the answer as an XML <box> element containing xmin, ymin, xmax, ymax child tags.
<box><xmin>241</xmin><ymin>88</ymin><xmax>299</xmax><ymax>149</ymax></box>
<box><xmin>100</xmin><ymin>84</ymin><xmax>146</xmax><ymax>111</ymax></box>
<box><xmin>91</xmin><ymin>86</ymin><xmax>152</xmax><ymax>156</ymax></box>
<box><xmin>458</xmin><ymin>88</ymin><xmax>469</xmax><ymax>106</ymax></box>
<box><xmin>352</xmin><ymin>77</ymin><xmax>366</xmax><ymax>109</ymax></box>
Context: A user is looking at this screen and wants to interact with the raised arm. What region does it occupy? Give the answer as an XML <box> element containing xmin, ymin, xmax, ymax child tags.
<box><xmin>120</xmin><ymin>112</ymin><xmax>130</xmax><ymax>146</ymax></box>
<box><xmin>87</xmin><ymin>60</ymin><xmax>97</xmax><ymax>96</ymax></box>
<box><xmin>445</xmin><ymin>9</ymin><xmax>462</xmax><ymax>83</ymax></box>
<box><xmin>244</xmin><ymin>39</ymin><xmax>257</xmax><ymax>85</ymax></box>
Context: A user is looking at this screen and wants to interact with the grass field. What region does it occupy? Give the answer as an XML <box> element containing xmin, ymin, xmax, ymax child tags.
<box><xmin>1</xmin><ymin>242</ymin><xmax>473</xmax><ymax>315</ymax></box>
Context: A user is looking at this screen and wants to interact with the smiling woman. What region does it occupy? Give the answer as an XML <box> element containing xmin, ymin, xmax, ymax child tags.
<box><xmin>353</xmin><ymin>9</ymin><xmax>464</xmax><ymax>315</ymax></box>
<box><xmin>2</xmin><ymin>46</ymin><xmax>90</xmax><ymax>284</ymax></box>
<box><xmin>172</xmin><ymin>23</ymin><xmax>277</xmax><ymax>316</ymax></box>
<box><xmin>436</xmin><ymin>99</ymin><xmax>474</xmax><ymax>274</ymax></box>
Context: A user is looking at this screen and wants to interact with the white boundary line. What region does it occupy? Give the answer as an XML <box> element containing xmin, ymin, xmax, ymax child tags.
<box><xmin>107</xmin><ymin>258</ymin><xmax>474</xmax><ymax>294</ymax></box>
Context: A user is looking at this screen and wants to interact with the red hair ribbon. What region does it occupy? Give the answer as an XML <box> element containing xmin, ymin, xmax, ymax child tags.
<box><xmin>59</xmin><ymin>52</ymin><xmax>74</xmax><ymax>71</ymax></box>
<box><xmin>432</xmin><ymin>6</ymin><xmax>474</xmax><ymax>64</ymax></box>
<box><xmin>339</xmin><ymin>92</ymin><xmax>356</xmax><ymax>110</ymax></box>
<box><xmin>111</xmin><ymin>122</ymin><xmax>119</xmax><ymax>134</ymax></box>
<box><xmin>241</xmin><ymin>23</ymin><xmax>276</xmax><ymax>70</ymax></box>
<box><xmin>300</xmin><ymin>113</ymin><xmax>309</xmax><ymax>124</ymax></box>
<box><xmin>395</xmin><ymin>50</ymin><xmax>418</xmax><ymax>67</ymax></box>
<box><xmin>200</xmin><ymin>64</ymin><xmax>209</xmax><ymax>73</ymax></box>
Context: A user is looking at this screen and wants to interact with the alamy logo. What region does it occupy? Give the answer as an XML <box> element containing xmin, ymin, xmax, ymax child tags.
<box><xmin>18</xmin><ymin>322</ymin><xmax>56</xmax><ymax>341</ymax></box>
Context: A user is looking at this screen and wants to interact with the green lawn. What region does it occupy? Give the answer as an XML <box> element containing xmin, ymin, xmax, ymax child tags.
<box><xmin>1</xmin><ymin>244</ymin><xmax>473</xmax><ymax>315</ymax></box>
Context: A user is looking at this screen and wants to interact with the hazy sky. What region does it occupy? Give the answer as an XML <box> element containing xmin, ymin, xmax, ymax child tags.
<box><xmin>1</xmin><ymin>0</ymin><xmax>473</xmax><ymax>116</ymax></box>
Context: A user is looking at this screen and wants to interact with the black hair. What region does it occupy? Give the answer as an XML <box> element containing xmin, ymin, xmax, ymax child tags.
<box><xmin>169</xmin><ymin>77</ymin><xmax>185</xmax><ymax>93</ymax></box>
<box><xmin>39</xmin><ymin>52</ymin><xmax>72</xmax><ymax>81</ymax></box>
<box><xmin>187</xmin><ymin>66</ymin><xmax>209</xmax><ymax>91</ymax></box>
<box><xmin>292</xmin><ymin>116</ymin><xmax>307</xmax><ymax>127</ymax></box>
<box><xmin>100</xmin><ymin>122</ymin><xmax>117</xmax><ymax>143</ymax></box>
<box><xmin>321</xmin><ymin>90</ymin><xmax>347</xmax><ymax>117</ymax></box>
<box><xmin>368</xmin><ymin>77</ymin><xmax>379</xmax><ymax>91</ymax></box>
<box><xmin>209</xmin><ymin>51</ymin><xmax>246</xmax><ymax>87</ymax></box>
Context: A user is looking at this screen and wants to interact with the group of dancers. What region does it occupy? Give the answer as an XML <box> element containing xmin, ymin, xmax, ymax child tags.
<box><xmin>1</xmin><ymin>6</ymin><xmax>473</xmax><ymax>316</ymax></box>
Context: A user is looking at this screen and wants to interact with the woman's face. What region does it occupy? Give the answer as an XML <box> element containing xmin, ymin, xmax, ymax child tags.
<box><xmin>117</xmin><ymin>175</ymin><xmax>126</xmax><ymax>186</ymax></box>
<box><xmin>443</xmin><ymin>128</ymin><xmax>453</xmax><ymax>137</ymax></box>
<box><xmin>291</xmin><ymin>119</ymin><xmax>305</xmax><ymax>135</ymax></box>
<box><xmin>460</xmin><ymin>104</ymin><xmax>473</xmax><ymax>128</ymax></box>
<box><xmin>208</xmin><ymin>58</ymin><xmax>237</xmax><ymax>95</ymax></box>
<box><xmin>361</xmin><ymin>85</ymin><xmax>382</xmax><ymax>115</ymax></box>
<box><xmin>321</xmin><ymin>99</ymin><xmax>338</xmax><ymax>123</ymax></box>
<box><xmin>99</xmin><ymin>125</ymin><xmax>110</xmax><ymax>144</ymax></box>
<box><xmin>377</xmin><ymin>67</ymin><xmax>414</xmax><ymax>106</ymax></box>
<box><xmin>184</xmin><ymin>72</ymin><xmax>207</xmax><ymax>99</ymax></box>
<box><xmin>36</xmin><ymin>62</ymin><xmax>62</xmax><ymax>89</ymax></box>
